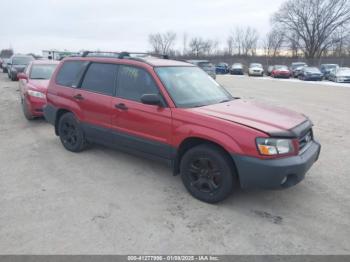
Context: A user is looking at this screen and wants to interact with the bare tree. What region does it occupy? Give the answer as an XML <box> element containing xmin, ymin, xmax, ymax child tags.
<box><xmin>242</xmin><ymin>27</ymin><xmax>259</xmax><ymax>56</ymax></box>
<box><xmin>264</xmin><ymin>29</ymin><xmax>285</xmax><ymax>57</ymax></box>
<box><xmin>273</xmin><ymin>0</ymin><xmax>350</xmax><ymax>59</ymax></box>
<box><xmin>148</xmin><ymin>31</ymin><xmax>177</xmax><ymax>55</ymax></box>
<box><xmin>188</xmin><ymin>37</ymin><xmax>218</xmax><ymax>56</ymax></box>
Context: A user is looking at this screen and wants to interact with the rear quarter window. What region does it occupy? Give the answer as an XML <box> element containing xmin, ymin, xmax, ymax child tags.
<box><xmin>56</xmin><ymin>61</ymin><xmax>88</xmax><ymax>87</ymax></box>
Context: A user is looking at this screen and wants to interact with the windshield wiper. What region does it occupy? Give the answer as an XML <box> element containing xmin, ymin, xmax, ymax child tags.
<box><xmin>31</xmin><ymin>78</ymin><xmax>48</xmax><ymax>80</ymax></box>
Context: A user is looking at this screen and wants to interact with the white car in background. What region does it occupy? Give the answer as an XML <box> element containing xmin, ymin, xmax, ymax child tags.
<box><xmin>248</xmin><ymin>63</ymin><xmax>264</xmax><ymax>76</ymax></box>
<box><xmin>329</xmin><ymin>67</ymin><xmax>350</xmax><ymax>83</ymax></box>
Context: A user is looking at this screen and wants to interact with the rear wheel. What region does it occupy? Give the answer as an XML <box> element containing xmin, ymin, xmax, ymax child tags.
<box><xmin>180</xmin><ymin>144</ymin><xmax>237</xmax><ymax>203</ymax></box>
<box><xmin>58</xmin><ymin>113</ymin><xmax>87</xmax><ymax>152</ymax></box>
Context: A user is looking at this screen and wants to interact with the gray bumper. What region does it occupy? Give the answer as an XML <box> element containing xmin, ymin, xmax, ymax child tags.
<box><xmin>232</xmin><ymin>141</ymin><xmax>321</xmax><ymax>189</ymax></box>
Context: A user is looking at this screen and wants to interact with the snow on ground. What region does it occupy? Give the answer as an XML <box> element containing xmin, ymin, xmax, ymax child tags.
<box><xmin>220</xmin><ymin>74</ymin><xmax>350</xmax><ymax>88</ymax></box>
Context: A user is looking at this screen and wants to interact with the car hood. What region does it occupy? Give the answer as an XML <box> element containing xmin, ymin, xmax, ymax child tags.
<box><xmin>250</xmin><ymin>67</ymin><xmax>263</xmax><ymax>70</ymax></box>
<box><xmin>28</xmin><ymin>79</ymin><xmax>50</xmax><ymax>92</ymax></box>
<box><xmin>276</xmin><ymin>69</ymin><xmax>290</xmax><ymax>73</ymax></box>
<box><xmin>13</xmin><ymin>65</ymin><xmax>26</xmax><ymax>70</ymax></box>
<box><xmin>336</xmin><ymin>72</ymin><xmax>350</xmax><ymax>77</ymax></box>
<box><xmin>190</xmin><ymin>99</ymin><xmax>307</xmax><ymax>137</ymax></box>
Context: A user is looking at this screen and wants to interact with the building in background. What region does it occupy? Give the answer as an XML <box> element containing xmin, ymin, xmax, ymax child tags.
<box><xmin>42</xmin><ymin>50</ymin><xmax>79</xmax><ymax>60</ymax></box>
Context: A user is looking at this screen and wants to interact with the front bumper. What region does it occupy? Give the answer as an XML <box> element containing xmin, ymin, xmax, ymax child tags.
<box><xmin>26</xmin><ymin>95</ymin><xmax>46</xmax><ymax>116</ymax></box>
<box><xmin>232</xmin><ymin>141</ymin><xmax>321</xmax><ymax>189</ymax></box>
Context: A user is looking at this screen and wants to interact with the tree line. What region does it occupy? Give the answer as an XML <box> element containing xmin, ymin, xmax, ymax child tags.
<box><xmin>148</xmin><ymin>0</ymin><xmax>350</xmax><ymax>59</ymax></box>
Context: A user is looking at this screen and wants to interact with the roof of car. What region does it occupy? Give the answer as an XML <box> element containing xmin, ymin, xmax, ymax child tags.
<box><xmin>31</xmin><ymin>60</ymin><xmax>60</xmax><ymax>65</ymax></box>
<box><xmin>64</xmin><ymin>55</ymin><xmax>193</xmax><ymax>67</ymax></box>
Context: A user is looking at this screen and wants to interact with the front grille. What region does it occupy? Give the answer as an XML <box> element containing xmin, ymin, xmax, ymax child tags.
<box><xmin>299</xmin><ymin>129</ymin><xmax>313</xmax><ymax>152</ymax></box>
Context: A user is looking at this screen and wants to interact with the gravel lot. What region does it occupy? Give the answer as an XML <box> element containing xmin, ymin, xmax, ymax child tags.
<box><xmin>0</xmin><ymin>72</ymin><xmax>349</xmax><ymax>254</ymax></box>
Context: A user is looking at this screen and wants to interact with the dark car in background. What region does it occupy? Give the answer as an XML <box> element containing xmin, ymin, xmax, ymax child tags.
<box><xmin>187</xmin><ymin>60</ymin><xmax>216</xmax><ymax>79</ymax></box>
<box><xmin>1</xmin><ymin>58</ymin><xmax>10</xmax><ymax>73</ymax></box>
<box><xmin>7</xmin><ymin>55</ymin><xmax>35</xmax><ymax>81</ymax></box>
<box><xmin>271</xmin><ymin>65</ymin><xmax>291</xmax><ymax>78</ymax></box>
<box><xmin>320</xmin><ymin>64</ymin><xmax>339</xmax><ymax>80</ymax></box>
<box><xmin>215</xmin><ymin>63</ymin><xmax>229</xmax><ymax>74</ymax></box>
<box><xmin>328</xmin><ymin>67</ymin><xmax>350</xmax><ymax>83</ymax></box>
<box><xmin>230</xmin><ymin>63</ymin><xmax>244</xmax><ymax>75</ymax></box>
<box><xmin>299</xmin><ymin>67</ymin><xmax>323</xmax><ymax>81</ymax></box>
<box><xmin>291</xmin><ymin>62</ymin><xmax>307</xmax><ymax>78</ymax></box>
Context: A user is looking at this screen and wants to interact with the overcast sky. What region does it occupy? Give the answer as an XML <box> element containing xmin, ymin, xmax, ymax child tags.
<box><xmin>0</xmin><ymin>0</ymin><xmax>286</xmax><ymax>54</ymax></box>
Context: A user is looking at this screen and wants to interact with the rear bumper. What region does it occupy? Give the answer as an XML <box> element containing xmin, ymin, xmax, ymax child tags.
<box><xmin>232</xmin><ymin>141</ymin><xmax>321</xmax><ymax>189</ymax></box>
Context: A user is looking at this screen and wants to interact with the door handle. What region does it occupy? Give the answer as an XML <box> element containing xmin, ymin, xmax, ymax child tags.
<box><xmin>115</xmin><ymin>103</ymin><xmax>128</xmax><ymax>110</ymax></box>
<box><xmin>73</xmin><ymin>94</ymin><xmax>84</xmax><ymax>100</ymax></box>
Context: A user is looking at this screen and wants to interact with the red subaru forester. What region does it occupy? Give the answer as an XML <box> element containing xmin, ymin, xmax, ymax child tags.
<box><xmin>44</xmin><ymin>52</ymin><xmax>321</xmax><ymax>203</ymax></box>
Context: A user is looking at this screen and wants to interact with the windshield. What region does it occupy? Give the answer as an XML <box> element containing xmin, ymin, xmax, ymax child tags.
<box><xmin>155</xmin><ymin>66</ymin><xmax>233</xmax><ymax>108</ymax></box>
<box><xmin>305</xmin><ymin>67</ymin><xmax>320</xmax><ymax>73</ymax></box>
<box><xmin>198</xmin><ymin>62</ymin><xmax>213</xmax><ymax>68</ymax></box>
<box><xmin>275</xmin><ymin>65</ymin><xmax>288</xmax><ymax>70</ymax></box>
<box><xmin>324</xmin><ymin>64</ymin><xmax>338</xmax><ymax>69</ymax></box>
<box><xmin>30</xmin><ymin>64</ymin><xmax>57</xmax><ymax>79</ymax></box>
<box><xmin>292</xmin><ymin>63</ymin><xmax>306</xmax><ymax>69</ymax></box>
<box><xmin>250</xmin><ymin>63</ymin><xmax>262</xmax><ymax>68</ymax></box>
<box><xmin>13</xmin><ymin>56</ymin><xmax>34</xmax><ymax>65</ymax></box>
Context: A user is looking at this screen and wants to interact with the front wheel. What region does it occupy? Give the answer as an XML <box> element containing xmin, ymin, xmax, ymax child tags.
<box><xmin>180</xmin><ymin>144</ymin><xmax>237</xmax><ymax>203</ymax></box>
<box><xmin>58</xmin><ymin>113</ymin><xmax>87</xmax><ymax>152</ymax></box>
<box><xmin>22</xmin><ymin>98</ymin><xmax>34</xmax><ymax>120</ymax></box>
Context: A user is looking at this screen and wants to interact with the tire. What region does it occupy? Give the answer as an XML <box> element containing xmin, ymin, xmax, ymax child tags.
<box><xmin>180</xmin><ymin>144</ymin><xmax>237</xmax><ymax>203</ymax></box>
<box><xmin>22</xmin><ymin>98</ymin><xmax>34</xmax><ymax>120</ymax></box>
<box><xmin>58</xmin><ymin>112</ymin><xmax>87</xmax><ymax>152</ymax></box>
<box><xmin>11</xmin><ymin>74</ymin><xmax>17</xmax><ymax>81</ymax></box>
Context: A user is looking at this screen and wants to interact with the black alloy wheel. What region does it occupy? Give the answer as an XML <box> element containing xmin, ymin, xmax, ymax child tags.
<box><xmin>180</xmin><ymin>144</ymin><xmax>236</xmax><ymax>203</ymax></box>
<box><xmin>58</xmin><ymin>113</ymin><xmax>87</xmax><ymax>152</ymax></box>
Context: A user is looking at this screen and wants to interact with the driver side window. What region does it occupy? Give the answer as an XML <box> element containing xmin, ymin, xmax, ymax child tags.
<box><xmin>116</xmin><ymin>65</ymin><xmax>159</xmax><ymax>102</ymax></box>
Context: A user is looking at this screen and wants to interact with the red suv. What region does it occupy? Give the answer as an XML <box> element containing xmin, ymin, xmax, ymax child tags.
<box><xmin>44</xmin><ymin>53</ymin><xmax>321</xmax><ymax>203</ymax></box>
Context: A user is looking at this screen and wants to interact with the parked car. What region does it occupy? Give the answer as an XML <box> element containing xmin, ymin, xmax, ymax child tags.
<box><xmin>230</xmin><ymin>63</ymin><xmax>244</xmax><ymax>75</ymax></box>
<box><xmin>299</xmin><ymin>67</ymin><xmax>323</xmax><ymax>81</ymax></box>
<box><xmin>0</xmin><ymin>58</ymin><xmax>3</xmax><ymax>69</ymax></box>
<box><xmin>1</xmin><ymin>58</ymin><xmax>10</xmax><ymax>73</ymax></box>
<box><xmin>18</xmin><ymin>60</ymin><xmax>59</xmax><ymax>120</ymax></box>
<box><xmin>271</xmin><ymin>65</ymin><xmax>291</xmax><ymax>78</ymax></box>
<box><xmin>290</xmin><ymin>62</ymin><xmax>307</xmax><ymax>78</ymax></box>
<box><xmin>7</xmin><ymin>55</ymin><xmax>35</xmax><ymax>81</ymax></box>
<box><xmin>43</xmin><ymin>54</ymin><xmax>321</xmax><ymax>203</ymax></box>
<box><xmin>248</xmin><ymin>63</ymin><xmax>264</xmax><ymax>76</ymax></box>
<box><xmin>215</xmin><ymin>63</ymin><xmax>229</xmax><ymax>74</ymax></box>
<box><xmin>267</xmin><ymin>65</ymin><xmax>274</xmax><ymax>76</ymax></box>
<box><xmin>187</xmin><ymin>60</ymin><xmax>216</xmax><ymax>79</ymax></box>
<box><xmin>328</xmin><ymin>67</ymin><xmax>350</xmax><ymax>83</ymax></box>
<box><xmin>320</xmin><ymin>64</ymin><xmax>339</xmax><ymax>80</ymax></box>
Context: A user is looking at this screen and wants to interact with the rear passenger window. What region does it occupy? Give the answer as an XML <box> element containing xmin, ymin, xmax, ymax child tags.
<box><xmin>56</xmin><ymin>61</ymin><xmax>88</xmax><ymax>87</ymax></box>
<box><xmin>81</xmin><ymin>63</ymin><xmax>118</xmax><ymax>95</ymax></box>
<box><xmin>117</xmin><ymin>65</ymin><xmax>159</xmax><ymax>102</ymax></box>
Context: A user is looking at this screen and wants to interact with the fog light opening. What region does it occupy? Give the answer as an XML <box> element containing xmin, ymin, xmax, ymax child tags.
<box><xmin>281</xmin><ymin>176</ymin><xmax>288</xmax><ymax>185</ymax></box>
<box><xmin>281</xmin><ymin>174</ymin><xmax>298</xmax><ymax>188</ymax></box>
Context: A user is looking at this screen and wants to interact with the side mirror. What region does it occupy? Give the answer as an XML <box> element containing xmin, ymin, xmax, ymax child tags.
<box><xmin>141</xmin><ymin>94</ymin><xmax>162</xmax><ymax>106</ymax></box>
<box><xmin>17</xmin><ymin>73</ymin><xmax>28</xmax><ymax>80</ymax></box>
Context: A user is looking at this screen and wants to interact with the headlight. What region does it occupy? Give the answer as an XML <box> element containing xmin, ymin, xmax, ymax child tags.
<box><xmin>27</xmin><ymin>90</ymin><xmax>46</xmax><ymax>98</ymax></box>
<box><xmin>256</xmin><ymin>138</ymin><xmax>294</xmax><ymax>155</ymax></box>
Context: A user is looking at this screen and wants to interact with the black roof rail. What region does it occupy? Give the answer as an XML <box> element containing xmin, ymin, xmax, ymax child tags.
<box><xmin>118</xmin><ymin>52</ymin><xmax>169</xmax><ymax>60</ymax></box>
<box><xmin>81</xmin><ymin>51</ymin><xmax>120</xmax><ymax>58</ymax></box>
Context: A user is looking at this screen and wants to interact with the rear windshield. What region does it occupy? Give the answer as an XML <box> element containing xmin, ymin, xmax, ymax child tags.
<box><xmin>30</xmin><ymin>64</ymin><xmax>57</xmax><ymax>80</ymax></box>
